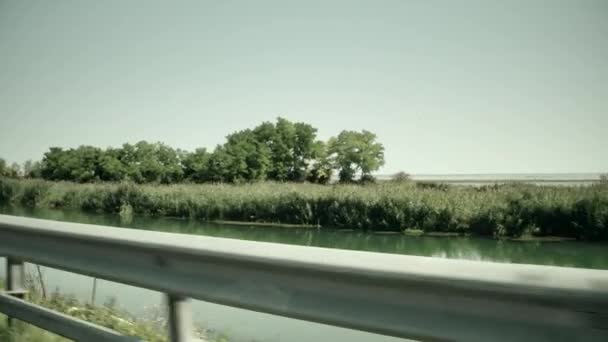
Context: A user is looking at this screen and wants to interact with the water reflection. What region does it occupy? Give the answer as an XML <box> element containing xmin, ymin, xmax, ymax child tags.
<box><xmin>1</xmin><ymin>205</ymin><xmax>607</xmax><ymax>270</ymax></box>
<box><xmin>2</xmin><ymin>205</ymin><xmax>607</xmax><ymax>342</ymax></box>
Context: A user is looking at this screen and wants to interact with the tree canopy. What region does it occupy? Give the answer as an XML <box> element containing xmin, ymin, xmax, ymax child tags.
<box><xmin>2</xmin><ymin>118</ymin><xmax>385</xmax><ymax>184</ymax></box>
<box><xmin>0</xmin><ymin>158</ymin><xmax>20</xmax><ymax>178</ymax></box>
<box><xmin>328</xmin><ymin>130</ymin><xmax>385</xmax><ymax>182</ymax></box>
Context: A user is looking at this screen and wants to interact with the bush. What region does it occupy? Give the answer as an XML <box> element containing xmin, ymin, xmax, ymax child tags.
<box><xmin>359</xmin><ymin>174</ymin><xmax>376</xmax><ymax>184</ymax></box>
<box><xmin>19</xmin><ymin>180</ymin><xmax>51</xmax><ymax>207</ymax></box>
<box><xmin>571</xmin><ymin>196</ymin><xmax>608</xmax><ymax>240</ymax></box>
<box><xmin>416</xmin><ymin>181</ymin><xmax>450</xmax><ymax>191</ymax></box>
<box><xmin>391</xmin><ymin>172</ymin><xmax>411</xmax><ymax>182</ymax></box>
<box><xmin>0</xmin><ymin>177</ymin><xmax>17</xmax><ymax>203</ymax></box>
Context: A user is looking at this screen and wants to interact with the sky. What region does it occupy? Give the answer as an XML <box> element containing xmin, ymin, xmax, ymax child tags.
<box><xmin>0</xmin><ymin>0</ymin><xmax>606</xmax><ymax>174</ymax></box>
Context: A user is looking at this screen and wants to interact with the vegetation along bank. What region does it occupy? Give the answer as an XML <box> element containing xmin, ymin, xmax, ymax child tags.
<box><xmin>0</xmin><ymin>117</ymin><xmax>606</xmax><ymax>241</ymax></box>
<box><xmin>0</xmin><ymin>279</ymin><xmax>227</xmax><ymax>342</ymax></box>
<box><xmin>1</xmin><ymin>177</ymin><xmax>606</xmax><ymax>241</ymax></box>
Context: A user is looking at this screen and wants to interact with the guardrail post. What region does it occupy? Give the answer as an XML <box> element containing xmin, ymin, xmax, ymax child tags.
<box><xmin>5</xmin><ymin>258</ymin><xmax>26</xmax><ymax>328</ymax></box>
<box><xmin>166</xmin><ymin>294</ymin><xmax>194</xmax><ymax>342</ymax></box>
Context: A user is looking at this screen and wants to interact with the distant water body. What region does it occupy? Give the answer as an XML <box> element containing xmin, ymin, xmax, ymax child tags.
<box><xmin>376</xmin><ymin>173</ymin><xmax>602</xmax><ymax>185</ymax></box>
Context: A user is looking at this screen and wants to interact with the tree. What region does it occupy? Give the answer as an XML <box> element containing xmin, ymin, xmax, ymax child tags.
<box><xmin>182</xmin><ymin>148</ymin><xmax>210</xmax><ymax>183</ymax></box>
<box><xmin>40</xmin><ymin>146</ymin><xmax>103</xmax><ymax>182</ymax></box>
<box><xmin>9</xmin><ymin>163</ymin><xmax>21</xmax><ymax>177</ymax></box>
<box><xmin>70</xmin><ymin>146</ymin><xmax>103</xmax><ymax>182</ymax></box>
<box><xmin>292</xmin><ymin>121</ymin><xmax>322</xmax><ymax>181</ymax></box>
<box><xmin>117</xmin><ymin>143</ymin><xmax>143</xmax><ymax>182</ymax></box>
<box><xmin>253</xmin><ymin>117</ymin><xmax>323</xmax><ymax>182</ymax></box>
<box><xmin>253</xmin><ymin>119</ymin><xmax>292</xmax><ymax>181</ymax></box>
<box><xmin>306</xmin><ymin>141</ymin><xmax>333</xmax><ymax>184</ymax></box>
<box><xmin>41</xmin><ymin>147</ymin><xmax>71</xmax><ymax>181</ymax></box>
<box><xmin>120</xmin><ymin>141</ymin><xmax>184</xmax><ymax>184</ymax></box>
<box><xmin>24</xmin><ymin>119</ymin><xmax>387</xmax><ymax>185</ymax></box>
<box><xmin>0</xmin><ymin>158</ymin><xmax>18</xmax><ymax>177</ymax></box>
<box><xmin>219</xmin><ymin>130</ymin><xmax>271</xmax><ymax>183</ymax></box>
<box><xmin>133</xmin><ymin>141</ymin><xmax>164</xmax><ymax>183</ymax></box>
<box><xmin>98</xmin><ymin>148</ymin><xmax>127</xmax><ymax>182</ymax></box>
<box><xmin>155</xmin><ymin>143</ymin><xmax>184</xmax><ymax>184</ymax></box>
<box><xmin>328</xmin><ymin>130</ymin><xmax>385</xmax><ymax>183</ymax></box>
<box><xmin>205</xmin><ymin>146</ymin><xmax>233</xmax><ymax>182</ymax></box>
<box><xmin>22</xmin><ymin>160</ymin><xmax>42</xmax><ymax>178</ymax></box>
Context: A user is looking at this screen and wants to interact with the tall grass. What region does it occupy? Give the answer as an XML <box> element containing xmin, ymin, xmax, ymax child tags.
<box><xmin>1</xmin><ymin>177</ymin><xmax>607</xmax><ymax>240</ymax></box>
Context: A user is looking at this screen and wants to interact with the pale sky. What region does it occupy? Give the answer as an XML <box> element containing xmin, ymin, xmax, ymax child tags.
<box><xmin>1</xmin><ymin>0</ymin><xmax>607</xmax><ymax>174</ymax></box>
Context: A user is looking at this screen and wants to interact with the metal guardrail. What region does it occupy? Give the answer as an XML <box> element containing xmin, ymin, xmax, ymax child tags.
<box><xmin>0</xmin><ymin>292</ymin><xmax>138</xmax><ymax>342</ymax></box>
<box><xmin>1</xmin><ymin>214</ymin><xmax>608</xmax><ymax>341</ymax></box>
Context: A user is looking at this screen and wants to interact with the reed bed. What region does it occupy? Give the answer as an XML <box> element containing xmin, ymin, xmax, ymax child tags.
<box><xmin>1</xmin><ymin>177</ymin><xmax>606</xmax><ymax>240</ymax></box>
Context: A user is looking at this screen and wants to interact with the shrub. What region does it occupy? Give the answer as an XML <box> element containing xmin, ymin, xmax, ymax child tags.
<box><xmin>0</xmin><ymin>177</ymin><xmax>17</xmax><ymax>203</ymax></box>
<box><xmin>19</xmin><ymin>180</ymin><xmax>51</xmax><ymax>207</ymax></box>
<box><xmin>391</xmin><ymin>172</ymin><xmax>411</xmax><ymax>183</ymax></box>
<box><xmin>416</xmin><ymin>181</ymin><xmax>450</xmax><ymax>191</ymax></box>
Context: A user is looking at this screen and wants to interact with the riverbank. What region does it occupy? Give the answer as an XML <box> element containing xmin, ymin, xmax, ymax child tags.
<box><xmin>0</xmin><ymin>177</ymin><xmax>606</xmax><ymax>240</ymax></box>
<box><xmin>0</xmin><ymin>278</ymin><xmax>222</xmax><ymax>342</ymax></box>
<box><xmin>0</xmin><ymin>279</ymin><xmax>165</xmax><ymax>342</ymax></box>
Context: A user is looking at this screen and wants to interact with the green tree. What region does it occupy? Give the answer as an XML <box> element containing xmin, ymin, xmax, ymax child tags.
<box><xmin>328</xmin><ymin>130</ymin><xmax>385</xmax><ymax>182</ymax></box>
<box><xmin>253</xmin><ymin>117</ymin><xmax>322</xmax><ymax>182</ymax></box>
<box><xmin>220</xmin><ymin>130</ymin><xmax>271</xmax><ymax>183</ymax></box>
<box><xmin>22</xmin><ymin>160</ymin><xmax>42</xmax><ymax>178</ymax></box>
<box><xmin>40</xmin><ymin>146</ymin><xmax>103</xmax><ymax>182</ymax></box>
<box><xmin>0</xmin><ymin>158</ymin><xmax>18</xmax><ymax>177</ymax></box>
<box><xmin>41</xmin><ymin>147</ymin><xmax>71</xmax><ymax>181</ymax></box>
<box><xmin>9</xmin><ymin>162</ymin><xmax>21</xmax><ymax>177</ymax></box>
<box><xmin>253</xmin><ymin>119</ymin><xmax>291</xmax><ymax>181</ymax></box>
<box><xmin>70</xmin><ymin>146</ymin><xmax>103</xmax><ymax>182</ymax></box>
<box><xmin>182</xmin><ymin>148</ymin><xmax>210</xmax><ymax>183</ymax></box>
<box><xmin>29</xmin><ymin>119</ymin><xmax>387</xmax><ymax>185</ymax></box>
<box><xmin>121</xmin><ymin>141</ymin><xmax>184</xmax><ymax>184</ymax></box>
<box><xmin>306</xmin><ymin>141</ymin><xmax>333</xmax><ymax>184</ymax></box>
<box><xmin>39</xmin><ymin>142</ymin><xmax>185</xmax><ymax>184</ymax></box>
<box><xmin>156</xmin><ymin>143</ymin><xmax>184</xmax><ymax>184</ymax></box>
<box><xmin>133</xmin><ymin>141</ymin><xmax>164</xmax><ymax>183</ymax></box>
<box><xmin>292</xmin><ymin>121</ymin><xmax>323</xmax><ymax>181</ymax></box>
<box><xmin>117</xmin><ymin>143</ymin><xmax>143</xmax><ymax>182</ymax></box>
<box><xmin>205</xmin><ymin>146</ymin><xmax>233</xmax><ymax>182</ymax></box>
<box><xmin>98</xmin><ymin>148</ymin><xmax>127</xmax><ymax>182</ymax></box>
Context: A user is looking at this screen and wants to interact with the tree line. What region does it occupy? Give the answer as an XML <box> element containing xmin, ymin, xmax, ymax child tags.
<box><xmin>1</xmin><ymin>118</ymin><xmax>385</xmax><ymax>184</ymax></box>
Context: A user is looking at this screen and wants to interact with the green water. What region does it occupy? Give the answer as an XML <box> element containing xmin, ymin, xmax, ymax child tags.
<box><xmin>2</xmin><ymin>205</ymin><xmax>608</xmax><ymax>342</ymax></box>
<box><xmin>0</xmin><ymin>203</ymin><xmax>608</xmax><ymax>269</ymax></box>
<box><xmin>2</xmin><ymin>204</ymin><xmax>607</xmax><ymax>270</ymax></box>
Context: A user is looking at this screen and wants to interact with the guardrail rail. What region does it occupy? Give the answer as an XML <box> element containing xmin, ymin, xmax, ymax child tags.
<box><xmin>1</xmin><ymin>214</ymin><xmax>608</xmax><ymax>341</ymax></box>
